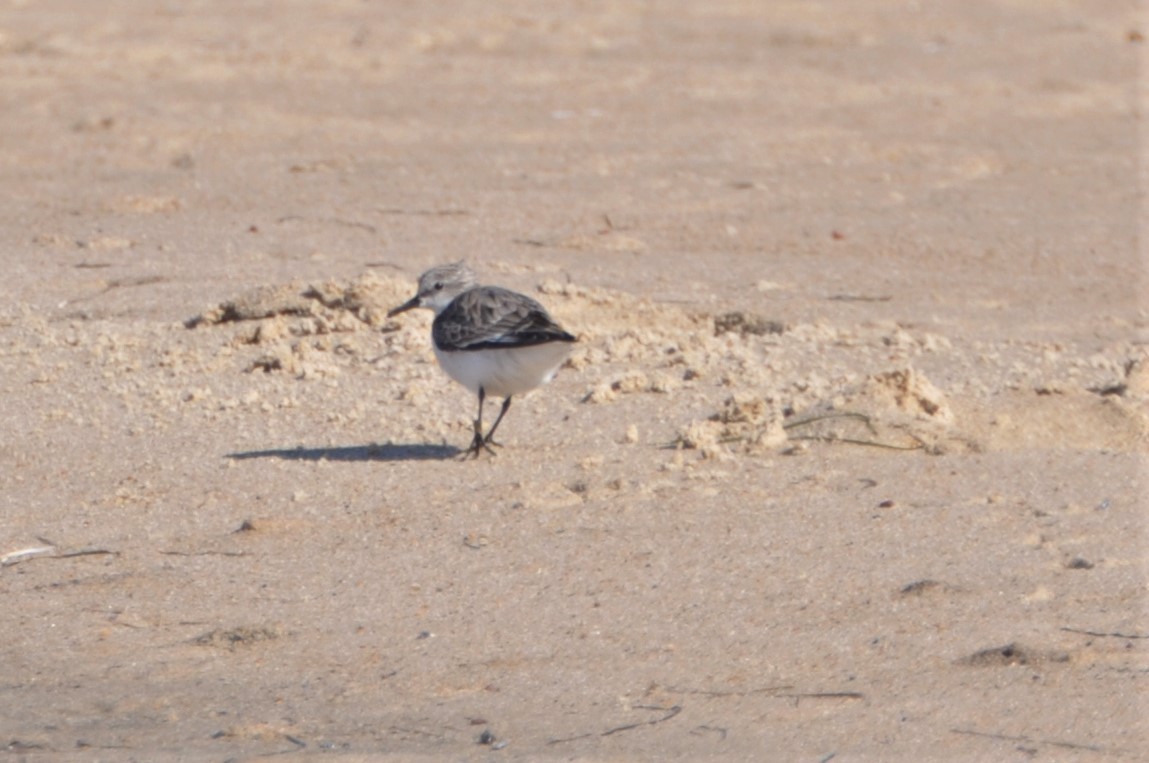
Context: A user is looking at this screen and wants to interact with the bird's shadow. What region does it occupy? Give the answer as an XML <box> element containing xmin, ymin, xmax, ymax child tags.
<box><xmin>226</xmin><ymin>443</ymin><xmax>461</xmax><ymax>463</ymax></box>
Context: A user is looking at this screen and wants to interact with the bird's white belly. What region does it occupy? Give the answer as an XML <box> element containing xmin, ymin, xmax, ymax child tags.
<box><xmin>434</xmin><ymin>343</ymin><xmax>572</xmax><ymax>398</ymax></box>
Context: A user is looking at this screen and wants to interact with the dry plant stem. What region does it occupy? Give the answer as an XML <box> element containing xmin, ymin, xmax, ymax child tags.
<box><xmin>783</xmin><ymin>410</ymin><xmax>878</xmax><ymax>433</ymax></box>
<box><xmin>950</xmin><ymin>727</ymin><xmax>1106</xmax><ymax>753</ymax></box>
<box><xmin>787</xmin><ymin>434</ymin><xmax>925</xmax><ymax>451</ymax></box>
<box><xmin>547</xmin><ymin>705</ymin><xmax>683</xmax><ymax>745</ymax></box>
<box><xmin>785</xmin><ymin>411</ymin><xmax>926</xmax><ymax>450</ymax></box>
<box><xmin>1060</xmin><ymin>626</ymin><xmax>1149</xmax><ymax>639</ymax></box>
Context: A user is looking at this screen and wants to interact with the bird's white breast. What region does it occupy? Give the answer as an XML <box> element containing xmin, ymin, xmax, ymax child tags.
<box><xmin>433</xmin><ymin>343</ymin><xmax>572</xmax><ymax>398</ymax></box>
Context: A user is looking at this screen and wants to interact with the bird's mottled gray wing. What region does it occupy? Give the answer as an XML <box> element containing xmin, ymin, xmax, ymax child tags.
<box><xmin>433</xmin><ymin>287</ymin><xmax>576</xmax><ymax>352</ymax></box>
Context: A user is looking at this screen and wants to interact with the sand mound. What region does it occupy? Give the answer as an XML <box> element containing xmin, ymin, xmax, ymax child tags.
<box><xmin>673</xmin><ymin>393</ymin><xmax>788</xmax><ymax>459</ymax></box>
<box><xmin>674</xmin><ymin>367</ymin><xmax>962</xmax><ymax>458</ymax></box>
<box><xmin>187</xmin><ymin>271</ymin><xmax>405</xmax><ymax>331</ymax></box>
<box><xmin>176</xmin><ymin>271</ymin><xmax>1146</xmax><ymax>458</ymax></box>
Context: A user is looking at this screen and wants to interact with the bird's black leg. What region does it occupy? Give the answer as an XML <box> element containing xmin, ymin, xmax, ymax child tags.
<box><xmin>466</xmin><ymin>387</ymin><xmax>497</xmax><ymax>457</ymax></box>
<box><xmin>482</xmin><ymin>396</ymin><xmax>513</xmax><ymax>447</ymax></box>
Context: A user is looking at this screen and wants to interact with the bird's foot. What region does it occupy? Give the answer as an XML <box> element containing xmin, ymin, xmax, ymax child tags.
<box><xmin>463</xmin><ymin>430</ymin><xmax>498</xmax><ymax>459</ymax></box>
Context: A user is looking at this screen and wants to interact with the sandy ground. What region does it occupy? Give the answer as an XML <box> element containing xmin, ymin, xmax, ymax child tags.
<box><xmin>1</xmin><ymin>1</ymin><xmax>1147</xmax><ymax>760</ymax></box>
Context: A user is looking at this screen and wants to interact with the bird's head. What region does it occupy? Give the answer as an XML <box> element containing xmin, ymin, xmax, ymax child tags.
<box><xmin>387</xmin><ymin>261</ymin><xmax>479</xmax><ymax>317</ymax></box>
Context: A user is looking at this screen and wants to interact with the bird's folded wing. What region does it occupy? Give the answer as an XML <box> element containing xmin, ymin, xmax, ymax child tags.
<box><xmin>433</xmin><ymin>287</ymin><xmax>575</xmax><ymax>351</ymax></box>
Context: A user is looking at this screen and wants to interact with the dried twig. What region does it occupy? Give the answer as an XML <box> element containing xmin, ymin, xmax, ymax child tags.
<box><xmin>545</xmin><ymin>731</ymin><xmax>593</xmax><ymax>745</ymax></box>
<box><xmin>690</xmin><ymin>725</ymin><xmax>728</xmax><ymax>740</ymax></box>
<box><xmin>951</xmin><ymin>727</ymin><xmax>1105</xmax><ymax>753</ymax></box>
<box><xmin>665</xmin><ymin>684</ymin><xmax>793</xmax><ymax>698</ymax></box>
<box><xmin>1</xmin><ymin>546</ymin><xmax>55</xmax><ymax>567</ymax></box>
<box><xmin>159</xmin><ymin>550</ymin><xmax>249</xmax><ymax>558</ymax></box>
<box><xmin>601</xmin><ymin>705</ymin><xmax>682</xmax><ymax>737</ymax></box>
<box><xmin>781</xmin><ymin>691</ymin><xmax>865</xmax><ymax>702</ymax></box>
<box><xmin>69</xmin><ymin>276</ymin><xmax>167</xmax><ymax>304</ymax></box>
<box><xmin>790</xmin><ymin>435</ymin><xmax>924</xmax><ymax>451</ymax></box>
<box><xmin>784</xmin><ymin>412</ymin><xmax>925</xmax><ymax>450</ymax></box>
<box><xmin>1061</xmin><ymin>626</ymin><xmax>1149</xmax><ymax>640</ymax></box>
<box><xmin>827</xmin><ymin>294</ymin><xmax>892</xmax><ymax>302</ymax></box>
<box><xmin>376</xmin><ymin>208</ymin><xmax>468</xmax><ymax>217</ymax></box>
<box><xmin>662</xmin><ymin>410</ymin><xmax>923</xmax><ymax>452</ymax></box>
<box><xmin>2</xmin><ymin>546</ymin><xmax>117</xmax><ymax>567</ymax></box>
<box><xmin>277</xmin><ymin>214</ymin><xmax>378</xmax><ymax>232</ymax></box>
<box><xmin>788</xmin><ymin>434</ymin><xmax>924</xmax><ymax>451</ymax></box>
<box><xmin>55</xmin><ymin>548</ymin><xmax>117</xmax><ymax>559</ymax></box>
<box><xmin>547</xmin><ymin>705</ymin><xmax>682</xmax><ymax>745</ymax></box>
<box><xmin>667</xmin><ymin>684</ymin><xmax>862</xmax><ymax>703</ymax></box>
<box><xmin>784</xmin><ymin>411</ymin><xmax>877</xmax><ymax>433</ymax></box>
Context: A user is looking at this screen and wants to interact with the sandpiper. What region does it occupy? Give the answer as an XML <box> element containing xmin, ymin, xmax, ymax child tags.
<box><xmin>388</xmin><ymin>262</ymin><xmax>577</xmax><ymax>456</ymax></box>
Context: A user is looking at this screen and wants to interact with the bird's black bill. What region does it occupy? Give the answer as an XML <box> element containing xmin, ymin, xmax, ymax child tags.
<box><xmin>387</xmin><ymin>296</ymin><xmax>421</xmax><ymax>318</ymax></box>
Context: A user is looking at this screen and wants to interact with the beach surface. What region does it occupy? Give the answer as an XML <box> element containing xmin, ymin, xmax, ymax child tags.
<box><xmin>1</xmin><ymin>1</ymin><xmax>1146</xmax><ymax>759</ymax></box>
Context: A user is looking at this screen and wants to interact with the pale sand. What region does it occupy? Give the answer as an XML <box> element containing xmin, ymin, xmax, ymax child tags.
<box><xmin>0</xmin><ymin>2</ymin><xmax>1146</xmax><ymax>759</ymax></box>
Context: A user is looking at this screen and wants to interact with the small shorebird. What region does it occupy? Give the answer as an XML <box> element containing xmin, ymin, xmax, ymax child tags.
<box><xmin>388</xmin><ymin>262</ymin><xmax>576</xmax><ymax>456</ymax></box>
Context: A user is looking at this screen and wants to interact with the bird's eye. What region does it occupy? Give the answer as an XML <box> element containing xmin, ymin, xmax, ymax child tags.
<box><xmin>433</xmin><ymin>282</ymin><xmax>444</xmax><ymax>291</ymax></box>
